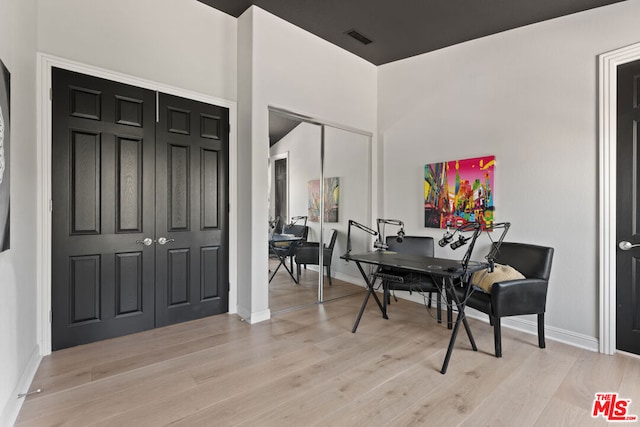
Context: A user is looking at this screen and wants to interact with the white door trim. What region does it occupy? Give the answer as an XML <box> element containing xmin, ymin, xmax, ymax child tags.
<box><xmin>36</xmin><ymin>53</ymin><xmax>238</xmax><ymax>355</ymax></box>
<box><xmin>598</xmin><ymin>42</ymin><xmax>640</xmax><ymax>355</ymax></box>
<box><xmin>268</xmin><ymin>151</ymin><xmax>290</xmax><ymax>224</ymax></box>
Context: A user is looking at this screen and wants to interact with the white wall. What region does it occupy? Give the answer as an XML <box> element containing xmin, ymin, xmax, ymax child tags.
<box><xmin>323</xmin><ymin>126</ymin><xmax>372</xmax><ymax>282</ymax></box>
<box><xmin>237</xmin><ymin>6</ymin><xmax>377</xmax><ymax>321</ymax></box>
<box><xmin>378</xmin><ymin>0</ymin><xmax>640</xmax><ymax>345</ymax></box>
<box><xmin>0</xmin><ymin>0</ymin><xmax>39</xmax><ymax>424</ymax></box>
<box><xmin>37</xmin><ymin>0</ymin><xmax>237</xmax><ymax>101</ymax></box>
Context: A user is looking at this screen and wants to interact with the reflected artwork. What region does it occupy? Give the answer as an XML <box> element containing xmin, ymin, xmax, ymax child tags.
<box><xmin>308</xmin><ymin>177</ymin><xmax>339</xmax><ymax>223</ymax></box>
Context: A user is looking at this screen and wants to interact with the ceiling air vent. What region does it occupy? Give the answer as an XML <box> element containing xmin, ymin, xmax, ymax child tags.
<box><xmin>345</xmin><ymin>29</ymin><xmax>372</xmax><ymax>45</ymax></box>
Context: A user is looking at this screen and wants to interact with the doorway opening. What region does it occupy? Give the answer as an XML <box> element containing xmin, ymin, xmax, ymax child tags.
<box><xmin>598</xmin><ymin>41</ymin><xmax>640</xmax><ymax>356</ymax></box>
<box><xmin>50</xmin><ymin>68</ymin><xmax>230</xmax><ymax>350</ymax></box>
<box><xmin>37</xmin><ymin>54</ymin><xmax>238</xmax><ymax>355</ymax></box>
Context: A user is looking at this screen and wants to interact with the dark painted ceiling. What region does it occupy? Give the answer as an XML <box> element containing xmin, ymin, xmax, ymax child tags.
<box><xmin>197</xmin><ymin>0</ymin><xmax>625</xmax><ymax>66</ymax></box>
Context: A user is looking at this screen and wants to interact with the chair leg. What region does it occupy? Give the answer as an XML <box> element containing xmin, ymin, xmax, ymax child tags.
<box><xmin>493</xmin><ymin>316</ymin><xmax>502</xmax><ymax>358</ymax></box>
<box><xmin>538</xmin><ymin>313</ymin><xmax>546</xmax><ymax>348</ymax></box>
<box><xmin>327</xmin><ymin>265</ymin><xmax>332</xmax><ymax>286</ymax></box>
<box><xmin>427</xmin><ymin>292</ymin><xmax>432</xmax><ymax>308</ymax></box>
<box><xmin>446</xmin><ymin>293</ymin><xmax>453</xmax><ymax>330</ymax></box>
<box><xmin>296</xmin><ymin>264</ymin><xmax>300</xmax><ymax>283</ymax></box>
<box><xmin>436</xmin><ymin>292</ymin><xmax>442</xmax><ymax>324</ymax></box>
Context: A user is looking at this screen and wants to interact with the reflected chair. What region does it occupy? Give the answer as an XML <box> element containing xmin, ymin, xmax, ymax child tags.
<box><xmin>382</xmin><ymin>236</ymin><xmax>443</xmax><ymax>323</ymax></box>
<box><xmin>290</xmin><ymin>215</ymin><xmax>308</xmax><ymax>226</ymax></box>
<box><xmin>271</xmin><ymin>222</ymin><xmax>309</xmax><ymax>274</ymax></box>
<box><xmin>295</xmin><ymin>229</ymin><xmax>338</xmax><ymax>285</ymax></box>
<box><xmin>463</xmin><ymin>242</ymin><xmax>554</xmax><ymax>357</ymax></box>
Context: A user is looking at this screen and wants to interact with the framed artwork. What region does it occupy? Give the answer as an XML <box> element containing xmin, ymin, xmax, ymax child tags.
<box><xmin>308</xmin><ymin>177</ymin><xmax>339</xmax><ymax>223</ymax></box>
<box><xmin>424</xmin><ymin>155</ymin><xmax>495</xmax><ymax>229</ymax></box>
<box><xmin>0</xmin><ymin>59</ymin><xmax>9</xmax><ymax>252</ymax></box>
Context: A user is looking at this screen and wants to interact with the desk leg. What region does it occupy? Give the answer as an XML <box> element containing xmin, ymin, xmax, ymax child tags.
<box><xmin>280</xmin><ymin>258</ymin><xmax>299</xmax><ymax>284</ymax></box>
<box><xmin>441</xmin><ymin>307</ymin><xmax>462</xmax><ymax>374</ymax></box>
<box><xmin>440</xmin><ymin>278</ymin><xmax>477</xmax><ymax>374</ymax></box>
<box><xmin>351</xmin><ymin>262</ymin><xmax>386</xmax><ymax>333</ymax></box>
<box><xmin>268</xmin><ymin>256</ymin><xmax>285</xmax><ymax>283</ymax></box>
<box><xmin>268</xmin><ymin>246</ymin><xmax>298</xmax><ymax>284</ymax></box>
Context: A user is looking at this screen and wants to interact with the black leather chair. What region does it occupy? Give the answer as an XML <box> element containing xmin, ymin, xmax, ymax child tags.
<box><xmin>464</xmin><ymin>242</ymin><xmax>554</xmax><ymax>357</ymax></box>
<box><xmin>294</xmin><ymin>229</ymin><xmax>338</xmax><ymax>285</ymax></box>
<box><xmin>382</xmin><ymin>236</ymin><xmax>443</xmax><ymax>323</ymax></box>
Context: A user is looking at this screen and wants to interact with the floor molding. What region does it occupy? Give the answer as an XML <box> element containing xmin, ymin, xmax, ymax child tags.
<box><xmin>1</xmin><ymin>345</ymin><xmax>41</xmax><ymax>427</ymax></box>
<box><xmin>395</xmin><ymin>292</ymin><xmax>600</xmax><ymax>353</ymax></box>
<box><xmin>464</xmin><ymin>309</ymin><xmax>599</xmax><ymax>352</ymax></box>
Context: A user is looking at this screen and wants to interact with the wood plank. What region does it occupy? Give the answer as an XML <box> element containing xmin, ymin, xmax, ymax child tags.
<box><xmin>16</xmin><ymin>290</ymin><xmax>640</xmax><ymax>426</ymax></box>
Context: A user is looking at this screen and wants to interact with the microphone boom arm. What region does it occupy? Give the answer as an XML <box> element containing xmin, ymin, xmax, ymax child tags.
<box><xmin>346</xmin><ymin>220</ymin><xmax>378</xmax><ymax>255</ymax></box>
<box><xmin>376</xmin><ymin>218</ymin><xmax>405</xmax><ymax>250</ymax></box>
<box><xmin>484</xmin><ymin>222</ymin><xmax>511</xmax><ymax>269</ymax></box>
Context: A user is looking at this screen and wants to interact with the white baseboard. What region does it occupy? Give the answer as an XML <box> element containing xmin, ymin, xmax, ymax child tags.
<box><xmin>302</xmin><ymin>265</ymin><xmax>367</xmax><ymax>288</ymax></box>
<box><xmin>247</xmin><ymin>308</ymin><xmax>271</xmax><ymax>324</ymax></box>
<box><xmin>236</xmin><ymin>304</ymin><xmax>271</xmax><ymax>324</ymax></box>
<box><xmin>394</xmin><ymin>292</ymin><xmax>599</xmax><ymax>353</ymax></box>
<box><xmin>1</xmin><ymin>345</ymin><xmax>42</xmax><ymax>427</ymax></box>
<box><xmin>332</xmin><ymin>270</ymin><xmax>367</xmax><ymax>288</ymax></box>
<box><xmin>464</xmin><ymin>308</ymin><xmax>600</xmax><ymax>352</ymax></box>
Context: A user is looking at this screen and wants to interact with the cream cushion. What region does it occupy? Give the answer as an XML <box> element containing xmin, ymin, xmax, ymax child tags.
<box><xmin>470</xmin><ymin>264</ymin><xmax>525</xmax><ymax>293</ymax></box>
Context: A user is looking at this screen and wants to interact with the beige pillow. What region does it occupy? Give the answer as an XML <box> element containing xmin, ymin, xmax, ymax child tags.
<box><xmin>470</xmin><ymin>264</ymin><xmax>525</xmax><ymax>293</ymax></box>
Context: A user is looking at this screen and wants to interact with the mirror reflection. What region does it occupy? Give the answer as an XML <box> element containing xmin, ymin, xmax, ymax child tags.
<box><xmin>268</xmin><ymin>116</ymin><xmax>321</xmax><ymax>312</ymax></box>
<box><xmin>267</xmin><ymin>108</ymin><xmax>371</xmax><ymax>313</ymax></box>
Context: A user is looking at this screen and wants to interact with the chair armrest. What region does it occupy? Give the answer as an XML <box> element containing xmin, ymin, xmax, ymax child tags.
<box><xmin>491</xmin><ymin>278</ymin><xmax>548</xmax><ymax>317</ymax></box>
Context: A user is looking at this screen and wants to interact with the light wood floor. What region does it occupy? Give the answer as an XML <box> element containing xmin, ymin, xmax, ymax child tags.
<box><xmin>17</xmin><ymin>285</ymin><xmax>640</xmax><ymax>426</ymax></box>
<box><xmin>268</xmin><ymin>257</ymin><xmax>365</xmax><ymax>313</ymax></box>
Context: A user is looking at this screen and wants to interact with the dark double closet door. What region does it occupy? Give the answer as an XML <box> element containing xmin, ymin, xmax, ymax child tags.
<box><xmin>51</xmin><ymin>68</ymin><xmax>229</xmax><ymax>350</ymax></box>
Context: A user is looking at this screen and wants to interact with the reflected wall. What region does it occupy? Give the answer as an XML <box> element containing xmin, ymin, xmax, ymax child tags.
<box><xmin>321</xmin><ymin>126</ymin><xmax>371</xmax><ymax>299</ymax></box>
<box><xmin>268</xmin><ymin>107</ymin><xmax>372</xmax><ymax>309</ymax></box>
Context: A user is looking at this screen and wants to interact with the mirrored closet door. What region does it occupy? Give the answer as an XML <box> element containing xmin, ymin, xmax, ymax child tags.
<box><xmin>268</xmin><ymin>107</ymin><xmax>372</xmax><ymax>312</ymax></box>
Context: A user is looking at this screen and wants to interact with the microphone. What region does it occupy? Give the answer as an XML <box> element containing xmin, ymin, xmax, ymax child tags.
<box><xmin>438</xmin><ymin>232</ymin><xmax>453</xmax><ymax>247</ymax></box>
<box><xmin>396</xmin><ymin>228</ymin><xmax>405</xmax><ymax>243</ymax></box>
<box><xmin>450</xmin><ymin>235</ymin><xmax>470</xmax><ymax>250</ymax></box>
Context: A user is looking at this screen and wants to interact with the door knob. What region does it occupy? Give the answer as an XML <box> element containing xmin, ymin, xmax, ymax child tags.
<box><xmin>157</xmin><ymin>237</ymin><xmax>175</xmax><ymax>245</ymax></box>
<box><xmin>619</xmin><ymin>241</ymin><xmax>640</xmax><ymax>250</ymax></box>
<box><xmin>135</xmin><ymin>237</ymin><xmax>154</xmax><ymax>246</ymax></box>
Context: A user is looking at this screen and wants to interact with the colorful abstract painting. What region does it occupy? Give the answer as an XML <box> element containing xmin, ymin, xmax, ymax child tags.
<box><xmin>308</xmin><ymin>177</ymin><xmax>339</xmax><ymax>223</ymax></box>
<box><xmin>424</xmin><ymin>156</ymin><xmax>495</xmax><ymax>229</ymax></box>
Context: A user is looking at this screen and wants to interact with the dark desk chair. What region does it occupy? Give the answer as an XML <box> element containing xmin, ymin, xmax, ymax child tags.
<box><xmin>295</xmin><ymin>229</ymin><xmax>338</xmax><ymax>285</ymax></box>
<box><xmin>383</xmin><ymin>236</ymin><xmax>443</xmax><ymax>323</ymax></box>
<box><xmin>271</xmin><ymin>223</ymin><xmax>309</xmax><ymax>274</ymax></box>
<box><xmin>464</xmin><ymin>242</ymin><xmax>554</xmax><ymax>357</ymax></box>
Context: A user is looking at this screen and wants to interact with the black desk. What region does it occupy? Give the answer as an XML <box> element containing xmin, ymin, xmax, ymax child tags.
<box><xmin>341</xmin><ymin>251</ymin><xmax>486</xmax><ymax>374</ymax></box>
<box><xmin>269</xmin><ymin>234</ymin><xmax>303</xmax><ymax>283</ymax></box>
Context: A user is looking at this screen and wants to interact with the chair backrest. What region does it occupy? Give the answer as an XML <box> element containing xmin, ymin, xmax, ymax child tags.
<box><xmin>385</xmin><ymin>235</ymin><xmax>434</xmax><ymax>257</ymax></box>
<box><xmin>282</xmin><ymin>224</ymin><xmax>308</xmax><ymax>240</ymax></box>
<box><xmin>290</xmin><ymin>215</ymin><xmax>308</xmax><ymax>226</ymax></box>
<box><xmin>325</xmin><ymin>229</ymin><xmax>338</xmax><ymax>251</ymax></box>
<box><xmin>492</xmin><ymin>242</ymin><xmax>554</xmax><ymax>280</ymax></box>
